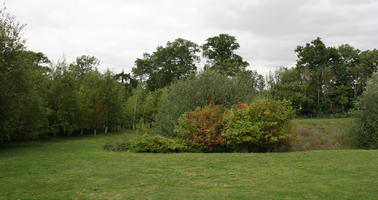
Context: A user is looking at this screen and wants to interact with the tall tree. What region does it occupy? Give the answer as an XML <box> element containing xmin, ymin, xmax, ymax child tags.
<box><xmin>132</xmin><ymin>38</ymin><xmax>200</xmax><ymax>91</ymax></box>
<box><xmin>115</xmin><ymin>69</ymin><xmax>138</xmax><ymax>98</ymax></box>
<box><xmin>47</xmin><ymin>61</ymin><xmax>80</xmax><ymax>136</ymax></box>
<box><xmin>295</xmin><ymin>37</ymin><xmax>338</xmax><ymax>114</ymax></box>
<box><xmin>0</xmin><ymin>8</ymin><xmax>50</xmax><ymax>142</ymax></box>
<box><xmin>268</xmin><ymin>67</ymin><xmax>312</xmax><ymax>114</ymax></box>
<box><xmin>202</xmin><ymin>33</ymin><xmax>249</xmax><ymax>76</ymax></box>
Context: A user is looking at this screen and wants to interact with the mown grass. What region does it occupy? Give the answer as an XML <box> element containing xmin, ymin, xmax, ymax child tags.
<box><xmin>1</xmin><ymin>119</ymin><xmax>377</xmax><ymax>199</ymax></box>
<box><xmin>292</xmin><ymin>118</ymin><xmax>355</xmax><ymax>151</ymax></box>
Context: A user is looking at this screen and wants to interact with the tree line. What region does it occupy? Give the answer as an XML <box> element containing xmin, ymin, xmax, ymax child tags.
<box><xmin>268</xmin><ymin>38</ymin><xmax>378</xmax><ymax>116</ymax></box>
<box><xmin>1</xmin><ymin>9</ymin><xmax>377</xmax><ymax>143</ymax></box>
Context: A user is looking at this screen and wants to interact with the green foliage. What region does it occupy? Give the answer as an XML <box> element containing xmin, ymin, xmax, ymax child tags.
<box><xmin>2</xmin><ymin>6</ymin><xmax>377</xmax><ymax>148</ymax></box>
<box><xmin>133</xmin><ymin>38</ymin><xmax>200</xmax><ymax>91</ymax></box>
<box><xmin>45</xmin><ymin>58</ymin><xmax>127</xmax><ymax>136</ymax></box>
<box><xmin>128</xmin><ymin>134</ymin><xmax>187</xmax><ymax>153</ymax></box>
<box><xmin>270</xmin><ymin>37</ymin><xmax>378</xmax><ymax>116</ymax></box>
<box><xmin>268</xmin><ymin>67</ymin><xmax>312</xmax><ymax>114</ymax></box>
<box><xmin>202</xmin><ymin>33</ymin><xmax>249</xmax><ymax>76</ymax></box>
<box><xmin>123</xmin><ymin>85</ymin><xmax>149</xmax><ymax>129</ymax></box>
<box><xmin>103</xmin><ymin>141</ymin><xmax>129</xmax><ymax>152</ymax></box>
<box><xmin>0</xmin><ymin>9</ymin><xmax>50</xmax><ymax>142</ymax></box>
<box><xmin>175</xmin><ymin>99</ymin><xmax>295</xmax><ymax>152</ymax></box>
<box><xmin>175</xmin><ymin>101</ymin><xmax>227</xmax><ymax>152</ymax></box>
<box><xmin>135</xmin><ymin>118</ymin><xmax>151</xmax><ymax>135</ymax></box>
<box><xmin>0</xmin><ymin>8</ymin><xmax>128</xmax><ymax>143</ymax></box>
<box><xmin>141</xmin><ymin>89</ymin><xmax>165</xmax><ymax>125</ymax></box>
<box><xmin>154</xmin><ymin>70</ymin><xmax>259</xmax><ymax>136</ymax></box>
<box><xmin>223</xmin><ymin>99</ymin><xmax>296</xmax><ymax>152</ymax></box>
<box><xmin>69</xmin><ymin>55</ymin><xmax>99</xmax><ymax>81</ymax></box>
<box><xmin>47</xmin><ymin>61</ymin><xmax>81</xmax><ymax>135</ymax></box>
<box><xmin>351</xmin><ymin>72</ymin><xmax>378</xmax><ymax>149</ymax></box>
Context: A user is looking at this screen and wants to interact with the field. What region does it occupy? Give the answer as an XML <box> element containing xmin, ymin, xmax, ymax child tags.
<box><xmin>0</xmin><ymin>118</ymin><xmax>377</xmax><ymax>200</ymax></box>
<box><xmin>292</xmin><ymin>118</ymin><xmax>355</xmax><ymax>150</ymax></box>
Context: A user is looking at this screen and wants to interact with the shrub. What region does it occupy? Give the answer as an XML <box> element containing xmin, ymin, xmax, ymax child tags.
<box><xmin>104</xmin><ymin>134</ymin><xmax>194</xmax><ymax>153</ymax></box>
<box><xmin>128</xmin><ymin>134</ymin><xmax>186</xmax><ymax>153</ymax></box>
<box><xmin>222</xmin><ymin>99</ymin><xmax>296</xmax><ymax>152</ymax></box>
<box><xmin>154</xmin><ymin>70</ymin><xmax>260</xmax><ymax>136</ymax></box>
<box><xmin>351</xmin><ymin>72</ymin><xmax>378</xmax><ymax>149</ymax></box>
<box><xmin>103</xmin><ymin>142</ymin><xmax>129</xmax><ymax>152</ymax></box>
<box><xmin>175</xmin><ymin>100</ymin><xmax>227</xmax><ymax>152</ymax></box>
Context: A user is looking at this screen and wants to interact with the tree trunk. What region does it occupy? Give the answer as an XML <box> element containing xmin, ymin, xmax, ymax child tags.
<box><xmin>105</xmin><ymin>126</ymin><xmax>108</xmax><ymax>134</ymax></box>
<box><xmin>133</xmin><ymin>94</ymin><xmax>138</xmax><ymax>130</ymax></box>
<box><xmin>94</xmin><ymin>129</ymin><xmax>97</xmax><ymax>136</ymax></box>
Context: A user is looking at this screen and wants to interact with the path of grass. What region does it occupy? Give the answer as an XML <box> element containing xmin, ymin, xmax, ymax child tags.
<box><xmin>1</xmin><ymin>129</ymin><xmax>377</xmax><ymax>200</ymax></box>
<box><xmin>292</xmin><ymin>118</ymin><xmax>355</xmax><ymax>150</ymax></box>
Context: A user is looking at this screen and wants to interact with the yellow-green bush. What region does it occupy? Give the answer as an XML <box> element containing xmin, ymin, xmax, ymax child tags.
<box><xmin>128</xmin><ymin>134</ymin><xmax>188</xmax><ymax>153</ymax></box>
<box><xmin>222</xmin><ymin>99</ymin><xmax>295</xmax><ymax>152</ymax></box>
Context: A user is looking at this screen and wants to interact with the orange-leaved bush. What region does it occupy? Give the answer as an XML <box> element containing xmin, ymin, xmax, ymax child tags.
<box><xmin>174</xmin><ymin>100</ymin><xmax>227</xmax><ymax>152</ymax></box>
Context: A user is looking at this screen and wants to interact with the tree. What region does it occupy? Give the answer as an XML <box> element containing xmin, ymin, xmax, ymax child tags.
<box><xmin>115</xmin><ymin>69</ymin><xmax>139</xmax><ymax>98</ymax></box>
<box><xmin>47</xmin><ymin>60</ymin><xmax>80</xmax><ymax>136</ymax></box>
<box><xmin>294</xmin><ymin>37</ymin><xmax>377</xmax><ymax>115</ymax></box>
<box><xmin>295</xmin><ymin>37</ymin><xmax>337</xmax><ymax>114</ymax></box>
<box><xmin>269</xmin><ymin>37</ymin><xmax>377</xmax><ymax>116</ymax></box>
<box><xmin>132</xmin><ymin>38</ymin><xmax>200</xmax><ymax>91</ymax></box>
<box><xmin>354</xmin><ymin>49</ymin><xmax>378</xmax><ymax>96</ymax></box>
<box><xmin>0</xmin><ymin>8</ymin><xmax>49</xmax><ymax>142</ymax></box>
<box><xmin>78</xmin><ymin>69</ymin><xmax>106</xmax><ymax>135</ymax></box>
<box><xmin>69</xmin><ymin>55</ymin><xmax>99</xmax><ymax>81</ymax></box>
<box><xmin>268</xmin><ymin>67</ymin><xmax>312</xmax><ymax>115</ymax></box>
<box><xmin>123</xmin><ymin>85</ymin><xmax>148</xmax><ymax>130</ymax></box>
<box><xmin>202</xmin><ymin>33</ymin><xmax>249</xmax><ymax>76</ymax></box>
<box><xmin>351</xmin><ymin>72</ymin><xmax>378</xmax><ymax>148</ymax></box>
<box><xmin>101</xmin><ymin>70</ymin><xmax>125</xmax><ymax>133</ymax></box>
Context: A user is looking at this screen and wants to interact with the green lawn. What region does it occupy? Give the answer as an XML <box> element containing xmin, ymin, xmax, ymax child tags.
<box><xmin>1</xmin><ymin>120</ymin><xmax>377</xmax><ymax>199</ymax></box>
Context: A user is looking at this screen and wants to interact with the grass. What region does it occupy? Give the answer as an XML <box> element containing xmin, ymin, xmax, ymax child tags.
<box><xmin>292</xmin><ymin>118</ymin><xmax>355</xmax><ymax>151</ymax></box>
<box><xmin>0</xmin><ymin>119</ymin><xmax>377</xmax><ymax>199</ymax></box>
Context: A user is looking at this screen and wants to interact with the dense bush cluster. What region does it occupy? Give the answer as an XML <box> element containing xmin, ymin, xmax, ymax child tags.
<box><xmin>104</xmin><ymin>134</ymin><xmax>194</xmax><ymax>153</ymax></box>
<box><xmin>174</xmin><ymin>99</ymin><xmax>295</xmax><ymax>152</ymax></box>
<box><xmin>106</xmin><ymin>99</ymin><xmax>295</xmax><ymax>153</ymax></box>
<box><xmin>128</xmin><ymin>134</ymin><xmax>187</xmax><ymax>153</ymax></box>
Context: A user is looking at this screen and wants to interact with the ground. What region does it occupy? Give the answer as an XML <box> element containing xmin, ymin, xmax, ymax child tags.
<box><xmin>0</xmin><ymin>118</ymin><xmax>377</xmax><ymax>200</ymax></box>
<box><xmin>292</xmin><ymin>118</ymin><xmax>355</xmax><ymax>150</ymax></box>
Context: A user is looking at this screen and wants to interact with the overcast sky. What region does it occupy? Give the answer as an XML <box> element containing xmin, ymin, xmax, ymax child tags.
<box><xmin>6</xmin><ymin>0</ymin><xmax>378</xmax><ymax>75</ymax></box>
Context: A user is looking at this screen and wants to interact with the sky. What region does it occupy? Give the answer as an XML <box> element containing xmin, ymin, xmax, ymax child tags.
<box><xmin>6</xmin><ymin>0</ymin><xmax>378</xmax><ymax>75</ymax></box>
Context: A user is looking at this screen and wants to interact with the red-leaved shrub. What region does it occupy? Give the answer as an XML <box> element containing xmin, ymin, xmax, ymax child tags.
<box><xmin>174</xmin><ymin>100</ymin><xmax>227</xmax><ymax>152</ymax></box>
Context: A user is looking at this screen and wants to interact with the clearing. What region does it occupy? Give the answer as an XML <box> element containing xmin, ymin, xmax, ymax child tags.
<box><xmin>0</xmin><ymin>118</ymin><xmax>377</xmax><ymax>199</ymax></box>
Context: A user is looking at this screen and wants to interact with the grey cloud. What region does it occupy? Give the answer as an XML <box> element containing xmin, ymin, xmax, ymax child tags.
<box><xmin>6</xmin><ymin>0</ymin><xmax>378</xmax><ymax>76</ymax></box>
